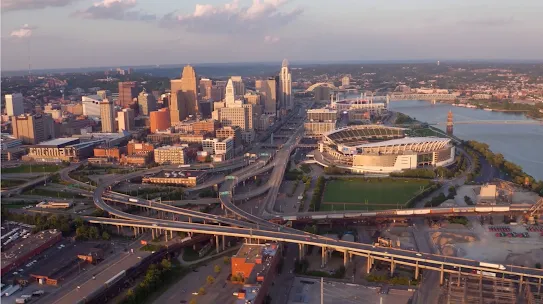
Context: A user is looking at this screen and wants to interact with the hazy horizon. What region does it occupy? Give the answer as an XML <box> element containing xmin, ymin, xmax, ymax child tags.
<box><xmin>2</xmin><ymin>0</ymin><xmax>543</xmax><ymax>71</ymax></box>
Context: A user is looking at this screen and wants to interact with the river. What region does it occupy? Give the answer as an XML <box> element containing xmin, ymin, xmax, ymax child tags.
<box><xmin>388</xmin><ymin>100</ymin><xmax>543</xmax><ymax>180</ymax></box>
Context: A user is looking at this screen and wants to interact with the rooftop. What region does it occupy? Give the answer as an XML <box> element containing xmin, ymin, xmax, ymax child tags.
<box><xmin>352</xmin><ymin>136</ymin><xmax>450</xmax><ymax>148</ymax></box>
<box><xmin>155</xmin><ymin>170</ymin><xmax>205</xmax><ymax>179</ymax></box>
<box><xmin>37</xmin><ymin>138</ymin><xmax>80</xmax><ymax>147</ymax></box>
<box><xmin>1</xmin><ymin>230</ymin><xmax>61</xmax><ymax>272</ymax></box>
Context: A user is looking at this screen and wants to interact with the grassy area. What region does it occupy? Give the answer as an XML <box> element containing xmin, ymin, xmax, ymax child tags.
<box><xmin>182</xmin><ymin>246</ymin><xmax>211</xmax><ymax>262</ymax></box>
<box><xmin>406</xmin><ymin>127</ymin><xmax>447</xmax><ymax>138</ymax></box>
<box><xmin>321</xmin><ymin>179</ymin><xmax>431</xmax><ymax>211</ymax></box>
<box><xmin>23</xmin><ymin>188</ymin><xmax>85</xmax><ymax>199</ymax></box>
<box><xmin>0</xmin><ymin>179</ymin><xmax>26</xmax><ymax>189</ymax></box>
<box><xmin>1</xmin><ymin>202</ymin><xmax>37</xmax><ymax>209</ymax></box>
<box><xmin>2</xmin><ymin>164</ymin><xmax>64</xmax><ymax>174</ymax></box>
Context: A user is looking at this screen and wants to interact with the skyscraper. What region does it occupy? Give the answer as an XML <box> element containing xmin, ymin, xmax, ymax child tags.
<box><xmin>118</xmin><ymin>108</ymin><xmax>135</xmax><ymax>131</ymax></box>
<box><xmin>169</xmin><ymin>65</ymin><xmax>199</xmax><ymax>123</ymax></box>
<box><xmin>225</xmin><ymin>79</ymin><xmax>235</xmax><ymax>105</ymax></box>
<box><xmin>170</xmin><ymin>79</ymin><xmax>184</xmax><ymax>124</ymax></box>
<box><xmin>11</xmin><ymin>114</ymin><xmax>55</xmax><ymax>144</ymax></box>
<box><xmin>256</xmin><ymin>78</ymin><xmax>277</xmax><ymax>115</ymax></box>
<box><xmin>230</xmin><ymin>76</ymin><xmax>245</xmax><ymax>96</ymax></box>
<box><xmin>100</xmin><ymin>99</ymin><xmax>116</xmax><ymax>133</ymax></box>
<box><xmin>199</xmin><ymin>78</ymin><xmax>213</xmax><ymax>100</ymax></box>
<box><xmin>180</xmin><ymin>65</ymin><xmax>199</xmax><ymax>117</ymax></box>
<box><xmin>118</xmin><ymin>81</ymin><xmax>138</xmax><ymax>108</ymax></box>
<box><xmin>137</xmin><ymin>88</ymin><xmax>157</xmax><ymax>116</ymax></box>
<box><xmin>5</xmin><ymin>93</ymin><xmax>24</xmax><ymax>116</ymax></box>
<box><xmin>279</xmin><ymin>59</ymin><xmax>292</xmax><ymax>111</ymax></box>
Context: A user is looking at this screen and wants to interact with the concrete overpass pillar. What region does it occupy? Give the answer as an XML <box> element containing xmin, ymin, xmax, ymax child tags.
<box><xmin>298</xmin><ymin>244</ymin><xmax>304</xmax><ymax>260</ymax></box>
<box><xmin>349</xmin><ymin>252</ymin><xmax>353</xmax><ymax>263</ymax></box>
<box><xmin>222</xmin><ymin>235</ymin><xmax>225</xmax><ymax>251</ymax></box>
<box><xmin>343</xmin><ymin>251</ymin><xmax>349</xmax><ymax>267</ymax></box>
<box><xmin>152</xmin><ymin>229</ymin><xmax>155</xmax><ymax>239</ymax></box>
<box><xmin>519</xmin><ymin>275</ymin><xmax>524</xmax><ymax>294</ymax></box>
<box><xmin>390</xmin><ymin>257</ymin><xmax>395</xmax><ymax>276</ymax></box>
<box><xmin>117</xmin><ymin>225</ymin><xmax>120</xmax><ymax>234</ymax></box>
<box><xmin>366</xmin><ymin>254</ymin><xmax>372</xmax><ymax>274</ymax></box>
<box><xmin>215</xmin><ymin>235</ymin><xmax>220</xmax><ymax>254</ymax></box>
<box><xmin>133</xmin><ymin>227</ymin><xmax>137</xmax><ymax>237</ymax></box>
<box><xmin>415</xmin><ymin>261</ymin><xmax>419</xmax><ymax>280</ymax></box>
<box><xmin>165</xmin><ymin>230</ymin><xmax>168</xmax><ymax>242</ymax></box>
<box><xmin>188</xmin><ymin>217</ymin><xmax>192</xmax><ymax>223</ymax></box>
<box><xmin>440</xmin><ymin>265</ymin><xmax>444</xmax><ymax>285</ymax></box>
<box><xmin>321</xmin><ymin>247</ymin><xmax>326</xmax><ymax>268</ymax></box>
<box><xmin>170</xmin><ymin>230</ymin><xmax>174</xmax><ymax>239</ymax></box>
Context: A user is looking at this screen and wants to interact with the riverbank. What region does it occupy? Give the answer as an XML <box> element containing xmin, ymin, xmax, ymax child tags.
<box><xmin>389</xmin><ymin>101</ymin><xmax>543</xmax><ymax>180</ymax></box>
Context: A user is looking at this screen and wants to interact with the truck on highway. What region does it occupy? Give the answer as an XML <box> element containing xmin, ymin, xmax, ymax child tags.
<box><xmin>479</xmin><ymin>262</ymin><xmax>506</xmax><ymax>270</ymax></box>
<box><xmin>475</xmin><ymin>270</ymin><xmax>497</xmax><ymax>277</ymax></box>
<box><xmin>128</xmin><ymin>198</ymin><xmax>138</xmax><ymax>203</ymax></box>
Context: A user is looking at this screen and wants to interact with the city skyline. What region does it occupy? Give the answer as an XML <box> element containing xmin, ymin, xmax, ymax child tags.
<box><xmin>2</xmin><ymin>0</ymin><xmax>543</xmax><ymax>71</ymax></box>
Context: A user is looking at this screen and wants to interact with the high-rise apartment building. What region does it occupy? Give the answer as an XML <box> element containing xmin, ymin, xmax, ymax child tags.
<box><xmin>279</xmin><ymin>59</ymin><xmax>292</xmax><ymax>110</ymax></box>
<box><xmin>199</xmin><ymin>78</ymin><xmax>213</xmax><ymax>100</ymax></box>
<box><xmin>117</xmin><ymin>108</ymin><xmax>135</xmax><ymax>131</ymax></box>
<box><xmin>216</xmin><ymin>126</ymin><xmax>242</xmax><ymax>149</ymax></box>
<box><xmin>213</xmin><ymin>103</ymin><xmax>254</xmax><ymax>143</ymax></box>
<box><xmin>211</xmin><ymin>84</ymin><xmax>226</xmax><ymax>102</ymax></box>
<box><xmin>100</xmin><ymin>99</ymin><xmax>116</xmax><ymax>133</ymax></box>
<box><xmin>230</xmin><ymin>76</ymin><xmax>245</xmax><ymax>96</ymax></box>
<box><xmin>150</xmin><ymin>108</ymin><xmax>171</xmax><ymax>133</ymax></box>
<box><xmin>118</xmin><ymin>81</ymin><xmax>137</xmax><ymax>108</ymax></box>
<box><xmin>137</xmin><ymin>88</ymin><xmax>157</xmax><ymax>116</ymax></box>
<box><xmin>96</xmin><ymin>90</ymin><xmax>110</xmax><ymax>100</ymax></box>
<box><xmin>11</xmin><ymin>114</ymin><xmax>55</xmax><ymax>144</ymax></box>
<box><xmin>256</xmin><ymin>78</ymin><xmax>277</xmax><ymax>115</ymax></box>
<box><xmin>5</xmin><ymin>93</ymin><xmax>24</xmax><ymax>117</ymax></box>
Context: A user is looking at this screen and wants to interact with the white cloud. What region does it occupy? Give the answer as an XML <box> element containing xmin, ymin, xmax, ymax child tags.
<box><xmin>264</xmin><ymin>35</ymin><xmax>280</xmax><ymax>44</ymax></box>
<box><xmin>1</xmin><ymin>0</ymin><xmax>79</xmax><ymax>12</ymax></box>
<box><xmin>72</xmin><ymin>0</ymin><xmax>155</xmax><ymax>21</ymax></box>
<box><xmin>10</xmin><ymin>24</ymin><xmax>36</xmax><ymax>38</ymax></box>
<box><xmin>160</xmin><ymin>0</ymin><xmax>302</xmax><ymax>35</ymax></box>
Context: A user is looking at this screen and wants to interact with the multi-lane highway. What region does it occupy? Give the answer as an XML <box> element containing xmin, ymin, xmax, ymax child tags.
<box><xmin>79</xmin><ymin>102</ymin><xmax>543</xmax><ymax>292</ymax></box>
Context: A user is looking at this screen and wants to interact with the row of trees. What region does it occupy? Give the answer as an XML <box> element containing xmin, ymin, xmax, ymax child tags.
<box><xmin>1</xmin><ymin>207</ymin><xmax>111</xmax><ymax>240</ymax></box>
<box><xmin>424</xmin><ymin>193</ymin><xmax>448</xmax><ymax>208</ymax></box>
<box><xmin>121</xmin><ymin>259</ymin><xmax>175</xmax><ymax>304</ymax></box>
<box><xmin>309</xmin><ymin>177</ymin><xmax>325</xmax><ymax>211</ymax></box>
<box><xmin>466</xmin><ymin>140</ymin><xmax>543</xmax><ymax>194</ymax></box>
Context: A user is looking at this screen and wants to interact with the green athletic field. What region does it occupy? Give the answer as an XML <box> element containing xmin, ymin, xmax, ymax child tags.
<box><xmin>321</xmin><ymin>179</ymin><xmax>431</xmax><ymax>211</ymax></box>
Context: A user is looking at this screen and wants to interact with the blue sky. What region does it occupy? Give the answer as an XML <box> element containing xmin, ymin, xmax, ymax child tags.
<box><xmin>2</xmin><ymin>0</ymin><xmax>542</xmax><ymax>71</ymax></box>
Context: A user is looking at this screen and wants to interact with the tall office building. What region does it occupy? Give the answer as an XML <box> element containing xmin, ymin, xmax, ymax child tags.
<box><xmin>199</xmin><ymin>78</ymin><xmax>213</xmax><ymax>100</ymax></box>
<box><xmin>117</xmin><ymin>108</ymin><xmax>135</xmax><ymax>131</ymax></box>
<box><xmin>137</xmin><ymin>88</ymin><xmax>157</xmax><ymax>116</ymax></box>
<box><xmin>170</xmin><ymin>65</ymin><xmax>199</xmax><ymax>123</ymax></box>
<box><xmin>100</xmin><ymin>99</ymin><xmax>116</xmax><ymax>133</ymax></box>
<box><xmin>5</xmin><ymin>93</ymin><xmax>24</xmax><ymax>117</ymax></box>
<box><xmin>11</xmin><ymin>114</ymin><xmax>55</xmax><ymax>144</ymax></box>
<box><xmin>181</xmin><ymin>65</ymin><xmax>199</xmax><ymax>117</ymax></box>
<box><xmin>230</xmin><ymin>76</ymin><xmax>245</xmax><ymax>96</ymax></box>
<box><xmin>225</xmin><ymin>79</ymin><xmax>235</xmax><ymax>105</ymax></box>
<box><xmin>150</xmin><ymin>108</ymin><xmax>171</xmax><ymax>133</ymax></box>
<box><xmin>256</xmin><ymin>78</ymin><xmax>277</xmax><ymax>115</ymax></box>
<box><xmin>118</xmin><ymin>82</ymin><xmax>138</xmax><ymax>108</ymax></box>
<box><xmin>82</xmin><ymin>95</ymin><xmax>102</xmax><ymax>118</ymax></box>
<box><xmin>170</xmin><ymin>79</ymin><xmax>184</xmax><ymax>124</ymax></box>
<box><xmin>279</xmin><ymin>59</ymin><xmax>292</xmax><ymax>110</ymax></box>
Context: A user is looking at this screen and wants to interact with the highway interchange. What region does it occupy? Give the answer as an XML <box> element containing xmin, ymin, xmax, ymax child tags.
<box><xmin>61</xmin><ymin>101</ymin><xmax>542</xmax><ymax>297</ymax></box>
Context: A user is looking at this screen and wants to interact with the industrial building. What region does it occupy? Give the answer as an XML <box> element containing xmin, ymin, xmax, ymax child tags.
<box><xmin>1</xmin><ymin>230</ymin><xmax>62</xmax><ymax>276</ymax></box>
<box><xmin>24</xmin><ymin>138</ymin><xmax>102</xmax><ymax>162</ymax></box>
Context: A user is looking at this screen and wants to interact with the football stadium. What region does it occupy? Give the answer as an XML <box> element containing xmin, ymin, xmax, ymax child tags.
<box><xmin>317</xmin><ymin>125</ymin><xmax>455</xmax><ymax>174</ymax></box>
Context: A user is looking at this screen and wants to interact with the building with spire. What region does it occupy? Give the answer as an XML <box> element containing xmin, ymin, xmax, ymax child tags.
<box><xmin>225</xmin><ymin>79</ymin><xmax>235</xmax><ymax>105</ymax></box>
<box><xmin>279</xmin><ymin>59</ymin><xmax>292</xmax><ymax>111</ymax></box>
